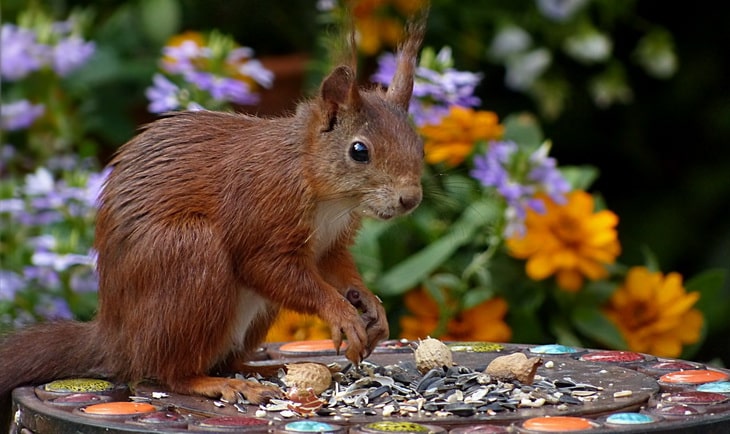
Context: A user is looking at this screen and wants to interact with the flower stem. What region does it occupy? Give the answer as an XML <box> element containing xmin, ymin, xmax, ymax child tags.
<box><xmin>462</xmin><ymin>234</ymin><xmax>502</xmax><ymax>282</ymax></box>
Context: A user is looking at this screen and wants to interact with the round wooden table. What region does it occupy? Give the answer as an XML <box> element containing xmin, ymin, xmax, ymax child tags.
<box><xmin>10</xmin><ymin>341</ymin><xmax>730</xmax><ymax>433</ymax></box>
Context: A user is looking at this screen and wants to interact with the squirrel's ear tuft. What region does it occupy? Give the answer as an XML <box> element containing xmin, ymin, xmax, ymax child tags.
<box><xmin>386</xmin><ymin>7</ymin><xmax>428</xmax><ymax>110</ymax></box>
<box><xmin>320</xmin><ymin>65</ymin><xmax>360</xmax><ymax>131</ymax></box>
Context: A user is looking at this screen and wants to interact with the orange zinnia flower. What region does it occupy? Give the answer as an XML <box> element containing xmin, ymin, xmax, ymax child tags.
<box><xmin>265</xmin><ymin>309</ymin><xmax>331</xmax><ymax>342</ymax></box>
<box><xmin>506</xmin><ymin>190</ymin><xmax>621</xmax><ymax>291</ymax></box>
<box><xmin>418</xmin><ymin>106</ymin><xmax>504</xmax><ymax>167</ymax></box>
<box><xmin>353</xmin><ymin>0</ymin><xmax>426</xmax><ymax>55</ymax></box>
<box><xmin>603</xmin><ymin>266</ymin><xmax>703</xmax><ymax>358</ymax></box>
<box><xmin>399</xmin><ymin>288</ymin><xmax>512</xmax><ymax>342</ymax></box>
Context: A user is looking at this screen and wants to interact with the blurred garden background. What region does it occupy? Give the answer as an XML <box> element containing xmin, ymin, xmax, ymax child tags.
<box><xmin>2</xmin><ymin>0</ymin><xmax>729</xmax><ymax>366</ymax></box>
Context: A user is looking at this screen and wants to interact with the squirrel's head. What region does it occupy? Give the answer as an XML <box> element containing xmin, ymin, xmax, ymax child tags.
<box><xmin>305</xmin><ymin>63</ymin><xmax>423</xmax><ymax>221</ymax></box>
<box><xmin>303</xmin><ymin>10</ymin><xmax>427</xmax><ymax>221</ymax></box>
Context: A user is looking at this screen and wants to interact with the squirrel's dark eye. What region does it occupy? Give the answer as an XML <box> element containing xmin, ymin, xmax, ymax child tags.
<box><xmin>349</xmin><ymin>141</ymin><xmax>370</xmax><ymax>163</ymax></box>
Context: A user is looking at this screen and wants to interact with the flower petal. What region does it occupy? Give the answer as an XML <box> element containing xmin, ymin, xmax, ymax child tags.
<box><xmin>557</xmin><ymin>269</ymin><xmax>584</xmax><ymax>291</ymax></box>
<box><xmin>649</xmin><ymin>334</ymin><xmax>683</xmax><ymax>358</ymax></box>
<box><xmin>604</xmin><ymin>266</ymin><xmax>704</xmax><ymax>358</ymax></box>
<box><xmin>526</xmin><ymin>253</ymin><xmax>557</xmax><ymax>280</ymax></box>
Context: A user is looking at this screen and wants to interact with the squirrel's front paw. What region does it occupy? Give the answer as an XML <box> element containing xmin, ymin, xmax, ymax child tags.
<box><xmin>322</xmin><ymin>299</ymin><xmax>369</xmax><ymax>363</ymax></box>
<box><xmin>344</xmin><ymin>288</ymin><xmax>389</xmax><ymax>358</ymax></box>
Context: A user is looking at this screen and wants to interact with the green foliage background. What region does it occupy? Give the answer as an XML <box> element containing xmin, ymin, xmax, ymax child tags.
<box><xmin>2</xmin><ymin>0</ymin><xmax>729</xmax><ymax>364</ymax></box>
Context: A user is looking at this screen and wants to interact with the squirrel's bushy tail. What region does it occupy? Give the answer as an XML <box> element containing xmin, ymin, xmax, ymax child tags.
<box><xmin>1</xmin><ymin>320</ymin><xmax>105</xmax><ymax>427</ymax></box>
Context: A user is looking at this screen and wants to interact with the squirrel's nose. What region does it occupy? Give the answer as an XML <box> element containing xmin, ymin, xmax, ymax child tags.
<box><xmin>399</xmin><ymin>190</ymin><xmax>422</xmax><ymax>212</ymax></box>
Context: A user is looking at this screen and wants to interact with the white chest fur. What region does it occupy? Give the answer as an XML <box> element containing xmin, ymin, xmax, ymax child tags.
<box><xmin>311</xmin><ymin>198</ymin><xmax>356</xmax><ymax>259</ymax></box>
<box><xmin>231</xmin><ymin>287</ymin><xmax>269</xmax><ymax>349</ymax></box>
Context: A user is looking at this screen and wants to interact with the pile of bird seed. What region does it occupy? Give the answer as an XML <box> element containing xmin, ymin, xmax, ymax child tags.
<box><xmin>251</xmin><ymin>360</ymin><xmax>602</xmax><ymax>419</ymax></box>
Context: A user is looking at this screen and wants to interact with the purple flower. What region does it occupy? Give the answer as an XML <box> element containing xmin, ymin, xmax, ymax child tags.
<box><xmin>8</xmin><ymin>165</ymin><xmax>110</xmax><ymax>225</ymax></box>
<box><xmin>19</xmin><ymin>210</ymin><xmax>65</xmax><ymax>226</ymax></box>
<box><xmin>70</xmin><ymin>268</ymin><xmax>99</xmax><ymax>293</ymax></box>
<box><xmin>1</xmin><ymin>144</ymin><xmax>16</xmax><ymax>167</ymax></box>
<box><xmin>236</xmin><ymin>59</ymin><xmax>274</xmax><ymax>88</ymax></box>
<box><xmin>0</xmin><ymin>24</ymin><xmax>49</xmax><ymax>81</ymax></box>
<box><xmin>1</xmin><ymin>99</ymin><xmax>45</xmax><ymax>131</ymax></box>
<box><xmin>47</xmin><ymin>155</ymin><xmax>83</xmax><ymax>171</ymax></box>
<box><xmin>209</xmin><ymin>76</ymin><xmax>259</xmax><ymax>105</ymax></box>
<box><xmin>227</xmin><ymin>46</ymin><xmax>254</xmax><ymax>62</ymax></box>
<box><xmin>35</xmin><ymin>296</ymin><xmax>73</xmax><ymax>320</ymax></box>
<box><xmin>471</xmin><ymin>141</ymin><xmax>529</xmax><ymax>204</ymax></box>
<box><xmin>152</xmin><ymin>33</ymin><xmax>271</xmax><ymax>112</ymax></box>
<box><xmin>29</xmin><ymin>192</ymin><xmax>65</xmax><ymax>211</ymax></box>
<box><xmin>85</xmin><ymin>167</ymin><xmax>112</xmax><ymax>207</ymax></box>
<box><xmin>0</xmin><ymin>270</ymin><xmax>26</xmax><ymax>300</ymax></box>
<box><xmin>146</xmin><ymin>73</ymin><xmax>183</xmax><ymax>113</ymax></box>
<box><xmin>52</xmin><ymin>35</ymin><xmax>95</xmax><ymax>76</ymax></box>
<box><xmin>185</xmin><ymin>71</ymin><xmax>260</xmax><ymax>105</ymax></box>
<box><xmin>0</xmin><ymin>198</ymin><xmax>24</xmax><ymax>215</ymax></box>
<box><xmin>23</xmin><ymin>266</ymin><xmax>61</xmax><ymax>289</ymax></box>
<box><xmin>186</xmin><ymin>102</ymin><xmax>205</xmax><ymax>111</ymax></box>
<box><xmin>528</xmin><ymin>147</ymin><xmax>570</xmax><ymax>204</ymax></box>
<box><xmin>30</xmin><ymin>235</ymin><xmax>57</xmax><ymax>251</ymax></box>
<box><xmin>471</xmin><ymin>140</ymin><xmax>570</xmax><ymax>236</ymax></box>
<box><xmin>372</xmin><ymin>48</ymin><xmax>482</xmax><ymax>126</ymax></box>
<box><xmin>162</xmin><ymin>40</ymin><xmax>209</xmax><ymax>74</ymax></box>
<box><xmin>51</xmin><ymin>20</ymin><xmax>75</xmax><ymax>36</ymax></box>
<box><xmin>370</xmin><ymin>51</ymin><xmax>397</xmax><ymax>87</ymax></box>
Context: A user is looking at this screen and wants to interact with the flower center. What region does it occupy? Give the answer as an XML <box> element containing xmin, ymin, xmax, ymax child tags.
<box><xmin>552</xmin><ymin>215</ymin><xmax>583</xmax><ymax>246</ymax></box>
<box><xmin>625</xmin><ymin>301</ymin><xmax>656</xmax><ymax>330</ymax></box>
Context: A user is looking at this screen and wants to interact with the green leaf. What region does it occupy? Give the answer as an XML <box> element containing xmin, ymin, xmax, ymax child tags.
<box><xmin>572</xmin><ymin>306</ymin><xmax>627</xmax><ymax>349</ymax></box>
<box><xmin>503</xmin><ymin>280</ymin><xmax>546</xmax><ymax>315</ymax></box>
<box><xmin>560</xmin><ymin>165</ymin><xmax>600</xmax><ymax>191</ymax></box>
<box><xmin>502</xmin><ymin>112</ymin><xmax>544</xmax><ymax>150</ymax></box>
<box><xmin>375</xmin><ymin>200</ymin><xmax>498</xmax><ymax>296</ymax></box>
<box><xmin>579</xmin><ymin>279</ymin><xmax>618</xmax><ymax>304</ymax></box>
<box><xmin>423</xmin><ymin>276</ymin><xmax>452</xmax><ymax>308</ymax></box>
<box><xmin>509</xmin><ymin>309</ymin><xmax>548</xmax><ymax>343</ymax></box>
<box><xmin>640</xmin><ymin>246</ymin><xmax>662</xmax><ymax>272</ymax></box>
<box><xmin>462</xmin><ymin>286</ymin><xmax>495</xmax><ymax>310</ymax></box>
<box><xmin>550</xmin><ymin>316</ymin><xmax>583</xmax><ymax>348</ymax></box>
<box><xmin>139</xmin><ymin>0</ymin><xmax>181</xmax><ymax>45</ymax></box>
<box><xmin>686</xmin><ymin>268</ymin><xmax>727</xmax><ymax>293</ymax></box>
<box><xmin>426</xmin><ymin>273</ymin><xmax>464</xmax><ymax>292</ymax></box>
<box><xmin>686</xmin><ymin>268</ymin><xmax>728</xmax><ymax>332</ymax></box>
<box><xmin>352</xmin><ymin>219</ymin><xmax>393</xmax><ymax>286</ymax></box>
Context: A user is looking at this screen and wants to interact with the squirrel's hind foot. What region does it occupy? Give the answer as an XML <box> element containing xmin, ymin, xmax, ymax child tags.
<box><xmin>169</xmin><ymin>375</ymin><xmax>282</xmax><ymax>405</ymax></box>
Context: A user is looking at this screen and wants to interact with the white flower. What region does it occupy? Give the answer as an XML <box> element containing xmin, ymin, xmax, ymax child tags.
<box><xmin>489</xmin><ymin>25</ymin><xmax>532</xmax><ymax>60</ymax></box>
<box><xmin>536</xmin><ymin>0</ymin><xmax>589</xmax><ymax>22</ymax></box>
<box><xmin>505</xmin><ymin>48</ymin><xmax>552</xmax><ymax>91</ymax></box>
<box><xmin>564</xmin><ymin>31</ymin><xmax>612</xmax><ymax>64</ymax></box>
<box><xmin>24</xmin><ymin>167</ymin><xmax>55</xmax><ymax>196</ymax></box>
<box><xmin>32</xmin><ymin>250</ymin><xmax>95</xmax><ymax>272</ymax></box>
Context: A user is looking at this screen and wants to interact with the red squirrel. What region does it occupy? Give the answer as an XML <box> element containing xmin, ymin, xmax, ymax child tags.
<box><xmin>0</xmin><ymin>8</ymin><xmax>428</xmax><ymax>416</ymax></box>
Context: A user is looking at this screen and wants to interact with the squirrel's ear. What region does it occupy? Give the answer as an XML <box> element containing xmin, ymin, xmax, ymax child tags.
<box><xmin>386</xmin><ymin>8</ymin><xmax>427</xmax><ymax>110</ymax></box>
<box><xmin>320</xmin><ymin>65</ymin><xmax>360</xmax><ymax>130</ymax></box>
<box><xmin>385</xmin><ymin>52</ymin><xmax>415</xmax><ymax>111</ymax></box>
